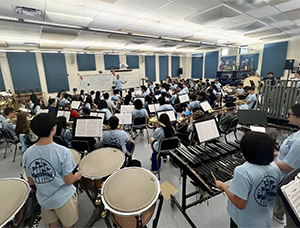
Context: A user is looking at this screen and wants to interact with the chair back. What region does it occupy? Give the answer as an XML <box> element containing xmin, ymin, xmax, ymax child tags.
<box><xmin>225</xmin><ymin>117</ymin><xmax>239</xmax><ymax>134</ymax></box>
<box><xmin>101</xmin><ymin>141</ymin><xmax>122</xmax><ymax>151</ymax></box>
<box><xmin>132</xmin><ymin>117</ymin><xmax>147</xmax><ymax>128</ymax></box>
<box><xmin>158</xmin><ymin>136</ymin><xmax>180</xmax><ymax>152</ymax></box>
<box><xmin>53</xmin><ymin>135</ymin><xmax>67</xmax><ymax>147</ymax></box>
<box><xmin>71</xmin><ymin>139</ymin><xmax>91</xmax><ymax>152</ymax></box>
<box><xmin>19</xmin><ymin>134</ymin><xmax>32</xmax><ymax>152</ymax></box>
<box><xmin>0</xmin><ymin>128</ymin><xmax>15</xmax><ymax>143</ymax></box>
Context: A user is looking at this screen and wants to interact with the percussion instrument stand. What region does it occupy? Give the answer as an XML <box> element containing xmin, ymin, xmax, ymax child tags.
<box><xmin>152</xmin><ymin>193</ymin><xmax>164</xmax><ymax>228</ymax></box>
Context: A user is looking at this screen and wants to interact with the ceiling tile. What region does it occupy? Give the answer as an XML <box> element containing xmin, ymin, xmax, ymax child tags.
<box><xmin>118</xmin><ymin>0</ymin><xmax>169</xmax><ymax>11</ymax></box>
<box><xmin>274</xmin><ymin>0</ymin><xmax>300</xmax><ymax>12</ymax></box>
<box><xmin>225</xmin><ymin>0</ymin><xmax>267</xmax><ymax>12</ymax></box>
<box><xmin>247</xmin><ymin>5</ymin><xmax>280</xmax><ymax>18</ymax></box>
<box><xmin>264</xmin><ymin>0</ymin><xmax>291</xmax><ymax>6</ymax></box>
<box><xmin>271</xmin><ymin>13</ymin><xmax>289</xmax><ymax>21</ymax></box>
<box><xmin>224</xmin><ymin>20</ymin><xmax>265</xmax><ymax>31</ymax></box>
<box><xmin>270</xmin><ymin>20</ymin><xmax>295</xmax><ymax>27</ymax></box>
<box><xmin>283</xmin><ymin>8</ymin><xmax>300</xmax><ymax>21</ymax></box>
<box><xmin>244</xmin><ymin>28</ymin><xmax>281</xmax><ymax>37</ymax></box>
<box><xmin>260</xmin><ymin>34</ymin><xmax>291</xmax><ymax>41</ymax></box>
<box><xmin>260</xmin><ymin>16</ymin><xmax>276</xmax><ymax>24</ymax></box>
<box><xmin>174</xmin><ymin>0</ymin><xmax>221</xmax><ymax>12</ymax></box>
<box><xmin>156</xmin><ymin>2</ymin><xmax>198</xmax><ymax>19</ymax></box>
<box><xmin>39</xmin><ymin>43</ymin><xmax>67</xmax><ymax>48</ymax></box>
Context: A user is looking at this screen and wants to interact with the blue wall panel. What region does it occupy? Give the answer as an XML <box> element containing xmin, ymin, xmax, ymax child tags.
<box><xmin>104</xmin><ymin>54</ymin><xmax>120</xmax><ymax>70</ymax></box>
<box><xmin>192</xmin><ymin>56</ymin><xmax>203</xmax><ymax>79</ymax></box>
<box><xmin>126</xmin><ymin>55</ymin><xmax>139</xmax><ymax>69</ymax></box>
<box><xmin>240</xmin><ymin>53</ymin><xmax>259</xmax><ymax>70</ymax></box>
<box><xmin>145</xmin><ymin>56</ymin><xmax>156</xmax><ymax>82</ymax></box>
<box><xmin>205</xmin><ymin>51</ymin><xmax>219</xmax><ymax>78</ymax></box>
<box><xmin>77</xmin><ymin>54</ymin><xmax>96</xmax><ymax>71</ymax></box>
<box><xmin>171</xmin><ymin>56</ymin><xmax>180</xmax><ymax>77</ymax></box>
<box><xmin>42</xmin><ymin>53</ymin><xmax>69</xmax><ymax>93</ymax></box>
<box><xmin>261</xmin><ymin>41</ymin><xmax>288</xmax><ymax>77</ymax></box>
<box><xmin>0</xmin><ymin>66</ymin><xmax>6</xmax><ymax>91</ymax></box>
<box><xmin>159</xmin><ymin>56</ymin><xmax>168</xmax><ymax>81</ymax></box>
<box><xmin>7</xmin><ymin>53</ymin><xmax>41</xmax><ymax>92</ymax></box>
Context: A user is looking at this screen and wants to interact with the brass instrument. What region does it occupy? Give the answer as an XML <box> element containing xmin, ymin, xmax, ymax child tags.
<box><xmin>103</xmin><ymin>124</ymin><xmax>111</xmax><ymax>130</ymax></box>
<box><xmin>147</xmin><ymin>117</ymin><xmax>166</xmax><ymax>128</ymax></box>
<box><xmin>234</xmin><ymin>99</ymin><xmax>247</xmax><ymax>106</ymax></box>
<box><xmin>178</xmin><ymin>110</ymin><xmax>205</xmax><ymax>125</ymax></box>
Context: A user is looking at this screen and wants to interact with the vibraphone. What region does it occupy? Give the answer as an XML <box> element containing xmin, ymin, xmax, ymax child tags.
<box><xmin>169</xmin><ymin>140</ymin><xmax>244</xmax><ymax>228</ymax></box>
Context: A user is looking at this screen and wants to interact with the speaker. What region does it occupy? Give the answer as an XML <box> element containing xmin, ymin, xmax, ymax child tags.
<box><xmin>179</xmin><ymin>67</ymin><xmax>183</xmax><ymax>74</ymax></box>
<box><xmin>285</xmin><ymin>59</ymin><xmax>295</xmax><ymax>70</ymax></box>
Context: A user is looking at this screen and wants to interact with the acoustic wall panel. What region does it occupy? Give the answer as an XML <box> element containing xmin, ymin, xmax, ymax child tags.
<box><xmin>145</xmin><ymin>56</ymin><xmax>156</xmax><ymax>82</ymax></box>
<box><xmin>7</xmin><ymin>53</ymin><xmax>41</xmax><ymax>92</ymax></box>
<box><xmin>159</xmin><ymin>56</ymin><xmax>168</xmax><ymax>81</ymax></box>
<box><xmin>104</xmin><ymin>54</ymin><xmax>120</xmax><ymax>70</ymax></box>
<box><xmin>171</xmin><ymin>56</ymin><xmax>180</xmax><ymax>77</ymax></box>
<box><xmin>205</xmin><ymin>51</ymin><xmax>219</xmax><ymax>78</ymax></box>
<box><xmin>261</xmin><ymin>41</ymin><xmax>288</xmax><ymax>77</ymax></box>
<box><xmin>77</xmin><ymin>54</ymin><xmax>96</xmax><ymax>71</ymax></box>
<box><xmin>0</xmin><ymin>65</ymin><xmax>6</xmax><ymax>91</ymax></box>
<box><xmin>126</xmin><ymin>55</ymin><xmax>139</xmax><ymax>69</ymax></box>
<box><xmin>42</xmin><ymin>53</ymin><xmax>69</xmax><ymax>93</ymax></box>
<box><xmin>192</xmin><ymin>56</ymin><xmax>203</xmax><ymax>79</ymax></box>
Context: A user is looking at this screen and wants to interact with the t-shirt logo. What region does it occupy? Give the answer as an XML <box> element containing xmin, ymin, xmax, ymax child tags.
<box><xmin>106</xmin><ymin>137</ymin><xmax>121</xmax><ymax>145</ymax></box>
<box><xmin>29</xmin><ymin>158</ymin><xmax>56</xmax><ymax>184</ymax></box>
<box><xmin>254</xmin><ymin>175</ymin><xmax>277</xmax><ymax>207</ymax></box>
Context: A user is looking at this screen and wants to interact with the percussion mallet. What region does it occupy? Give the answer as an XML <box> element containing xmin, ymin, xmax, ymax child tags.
<box><xmin>211</xmin><ymin>171</ymin><xmax>225</xmax><ymax>196</ymax></box>
<box><xmin>217</xmin><ymin>167</ymin><xmax>233</xmax><ymax>177</ymax></box>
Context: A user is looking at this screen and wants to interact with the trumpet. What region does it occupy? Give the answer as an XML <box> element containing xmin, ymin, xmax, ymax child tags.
<box><xmin>178</xmin><ymin>110</ymin><xmax>205</xmax><ymax>125</ymax></box>
<box><xmin>147</xmin><ymin>117</ymin><xmax>166</xmax><ymax>128</ymax></box>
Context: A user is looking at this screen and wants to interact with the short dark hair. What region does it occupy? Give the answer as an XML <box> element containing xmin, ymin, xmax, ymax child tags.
<box><xmin>267</xmin><ymin>72</ymin><xmax>274</xmax><ymax>75</ymax></box>
<box><xmin>48</xmin><ymin>98</ymin><xmax>56</xmax><ymax>106</ymax></box>
<box><xmin>238</xmin><ymin>83</ymin><xmax>243</xmax><ymax>86</ymax></box>
<box><xmin>98</xmin><ymin>100</ymin><xmax>108</xmax><ymax>109</ymax></box>
<box><xmin>290</xmin><ymin>104</ymin><xmax>300</xmax><ymax>118</ymax></box>
<box><xmin>158</xmin><ymin>96</ymin><xmax>165</xmax><ymax>106</ymax></box>
<box><xmin>103</xmin><ymin>93</ymin><xmax>109</xmax><ymax>100</ymax></box>
<box><xmin>240</xmin><ymin>131</ymin><xmax>275</xmax><ymax>165</ymax></box>
<box><xmin>4</xmin><ymin>107</ymin><xmax>15</xmax><ymax>116</ymax></box>
<box><xmin>189</xmin><ymin>94</ymin><xmax>197</xmax><ymax>101</ymax></box>
<box><xmin>108</xmin><ymin>116</ymin><xmax>119</xmax><ymax>130</ymax></box>
<box><xmin>30</xmin><ymin>113</ymin><xmax>57</xmax><ymax>137</ymax></box>
<box><xmin>134</xmin><ymin>99</ymin><xmax>143</xmax><ymax>110</ymax></box>
<box><xmin>113</xmin><ymin>90</ymin><xmax>119</xmax><ymax>95</ymax></box>
<box><xmin>248</xmin><ymin>86</ymin><xmax>255</xmax><ymax>91</ymax></box>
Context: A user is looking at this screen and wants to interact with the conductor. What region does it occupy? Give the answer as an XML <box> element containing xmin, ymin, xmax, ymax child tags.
<box><xmin>114</xmin><ymin>74</ymin><xmax>127</xmax><ymax>97</ymax></box>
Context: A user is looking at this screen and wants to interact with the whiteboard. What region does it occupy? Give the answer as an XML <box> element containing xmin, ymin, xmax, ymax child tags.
<box><xmin>80</xmin><ymin>71</ymin><xmax>141</xmax><ymax>92</ymax></box>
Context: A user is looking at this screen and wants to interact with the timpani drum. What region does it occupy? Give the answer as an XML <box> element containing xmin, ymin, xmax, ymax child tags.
<box><xmin>101</xmin><ymin>167</ymin><xmax>160</xmax><ymax>228</ymax></box>
<box><xmin>0</xmin><ymin>178</ymin><xmax>30</xmax><ymax>227</ymax></box>
<box><xmin>79</xmin><ymin>148</ymin><xmax>125</xmax><ymax>194</ymax></box>
<box><xmin>70</xmin><ymin>149</ymin><xmax>81</xmax><ymax>165</ymax></box>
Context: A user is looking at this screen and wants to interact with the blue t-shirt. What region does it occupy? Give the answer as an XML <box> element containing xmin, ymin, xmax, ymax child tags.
<box><xmin>98</xmin><ymin>108</ymin><xmax>112</xmax><ymax>121</ymax></box>
<box><xmin>227</xmin><ymin>161</ymin><xmax>281</xmax><ymax>228</ymax></box>
<box><xmin>106</xmin><ymin>100</ymin><xmax>116</xmax><ymax>110</ymax></box>
<box><xmin>277</xmin><ymin>130</ymin><xmax>300</xmax><ymax>179</ymax></box>
<box><xmin>238</xmin><ymin>103</ymin><xmax>249</xmax><ymax>110</ymax></box>
<box><xmin>61</xmin><ymin>128</ymin><xmax>73</xmax><ymax>148</ymax></box>
<box><xmin>156</xmin><ymin>104</ymin><xmax>175</xmax><ymax>112</ymax></box>
<box><xmin>236</xmin><ymin>88</ymin><xmax>244</xmax><ymax>93</ymax></box>
<box><xmin>111</xmin><ymin>95</ymin><xmax>120</xmax><ymax>102</ymax></box>
<box><xmin>102</xmin><ymin>129</ymin><xmax>130</xmax><ymax>153</ymax></box>
<box><xmin>246</xmin><ymin>93</ymin><xmax>256</xmax><ymax>109</ymax></box>
<box><xmin>152</xmin><ymin>127</ymin><xmax>165</xmax><ymax>152</ymax></box>
<box><xmin>23</xmin><ymin>143</ymin><xmax>76</xmax><ymax>209</ymax></box>
<box><xmin>188</xmin><ymin>101</ymin><xmax>200</xmax><ymax>110</ymax></box>
<box><xmin>131</xmin><ymin>109</ymin><xmax>148</xmax><ymax>119</ymax></box>
<box><xmin>115</xmin><ymin>79</ymin><xmax>122</xmax><ymax>90</ymax></box>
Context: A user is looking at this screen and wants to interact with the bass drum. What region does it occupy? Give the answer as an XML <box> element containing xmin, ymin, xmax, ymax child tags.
<box><xmin>243</xmin><ymin>75</ymin><xmax>263</xmax><ymax>94</ymax></box>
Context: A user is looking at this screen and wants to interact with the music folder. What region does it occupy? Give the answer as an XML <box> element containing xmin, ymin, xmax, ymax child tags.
<box><xmin>57</xmin><ymin>110</ymin><xmax>71</xmax><ymax>121</ymax></box>
<box><xmin>37</xmin><ymin>109</ymin><xmax>49</xmax><ymax>114</ymax></box>
<box><xmin>120</xmin><ymin>105</ymin><xmax>134</xmax><ymax>114</ymax></box>
<box><xmin>157</xmin><ymin>110</ymin><xmax>176</xmax><ymax>122</ymax></box>
<box><xmin>73</xmin><ymin>117</ymin><xmax>103</xmax><ymax>138</ymax></box>
<box><xmin>200</xmin><ymin>101</ymin><xmax>212</xmax><ymax>112</ymax></box>
<box><xmin>115</xmin><ymin>113</ymin><xmax>132</xmax><ymax>125</ymax></box>
<box><xmin>90</xmin><ymin>112</ymin><xmax>105</xmax><ymax>124</ymax></box>
<box><xmin>148</xmin><ymin>104</ymin><xmax>160</xmax><ymax>113</ymax></box>
<box><xmin>133</xmin><ymin>97</ymin><xmax>145</xmax><ymax>104</ymax></box>
<box><xmin>179</xmin><ymin>93</ymin><xmax>189</xmax><ymax>104</ymax></box>
<box><xmin>71</xmin><ymin>101</ymin><xmax>81</xmax><ymax>110</ymax></box>
<box><xmin>194</xmin><ymin>117</ymin><xmax>220</xmax><ymax>143</ymax></box>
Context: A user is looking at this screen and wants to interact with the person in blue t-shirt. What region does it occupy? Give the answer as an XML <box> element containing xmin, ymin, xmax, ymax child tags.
<box><xmin>23</xmin><ymin>113</ymin><xmax>81</xmax><ymax>228</ymax></box>
<box><xmin>215</xmin><ymin>131</ymin><xmax>281</xmax><ymax>228</ymax></box>
<box><xmin>245</xmin><ymin>87</ymin><xmax>256</xmax><ymax>109</ymax></box>
<box><xmin>114</xmin><ymin>74</ymin><xmax>127</xmax><ymax>97</ymax></box>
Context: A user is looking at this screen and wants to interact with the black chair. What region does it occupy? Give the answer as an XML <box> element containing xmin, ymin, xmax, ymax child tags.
<box><xmin>19</xmin><ymin>133</ymin><xmax>33</xmax><ymax>166</ymax></box>
<box><xmin>0</xmin><ymin>128</ymin><xmax>19</xmax><ymax>162</ymax></box>
<box><xmin>156</xmin><ymin>136</ymin><xmax>180</xmax><ymax>180</ymax></box>
<box><xmin>132</xmin><ymin>117</ymin><xmax>149</xmax><ymax>143</ymax></box>
<box><xmin>220</xmin><ymin>117</ymin><xmax>239</xmax><ymax>143</ymax></box>
<box><xmin>53</xmin><ymin>135</ymin><xmax>68</xmax><ymax>147</ymax></box>
<box><xmin>71</xmin><ymin>139</ymin><xmax>91</xmax><ymax>153</ymax></box>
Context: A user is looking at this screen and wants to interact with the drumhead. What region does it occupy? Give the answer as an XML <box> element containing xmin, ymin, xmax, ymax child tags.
<box><xmin>102</xmin><ymin>168</ymin><xmax>160</xmax><ymax>215</ymax></box>
<box><xmin>0</xmin><ymin>178</ymin><xmax>30</xmax><ymax>227</ymax></box>
<box><xmin>79</xmin><ymin>148</ymin><xmax>125</xmax><ymax>179</ymax></box>
<box><xmin>70</xmin><ymin>149</ymin><xmax>81</xmax><ymax>165</ymax></box>
<box><xmin>21</xmin><ymin>169</ymin><xmax>28</xmax><ymax>181</ymax></box>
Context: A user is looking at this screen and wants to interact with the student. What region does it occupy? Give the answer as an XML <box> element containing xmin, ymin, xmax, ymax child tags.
<box><xmin>131</xmin><ymin>99</ymin><xmax>149</xmax><ymax>119</ymax></box>
<box><xmin>47</xmin><ymin>98</ymin><xmax>57</xmax><ymax>116</ymax></box>
<box><xmin>215</xmin><ymin>131</ymin><xmax>281</xmax><ymax>228</ymax></box>
<box><xmin>2</xmin><ymin>107</ymin><xmax>19</xmax><ymax>142</ymax></box>
<box><xmin>111</xmin><ymin>90</ymin><xmax>121</xmax><ymax>103</ymax></box>
<box><xmin>84</xmin><ymin>95</ymin><xmax>94</xmax><ymax>110</ymax></box>
<box><xmin>141</xmin><ymin>86</ymin><xmax>149</xmax><ymax>98</ymax></box>
<box><xmin>59</xmin><ymin>93</ymin><xmax>71</xmax><ymax>107</ymax></box>
<box><xmin>103</xmin><ymin>92</ymin><xmax>116</xmax><ymax>112</ymax></box>
<box><xmin>33</xmin><ymin>98</ymin><xmax>41</xmax><ymax>114</ymax></box>
<box><xmin>97</xmin><ymin>100</ymin><xmax>112</xmax><ymax>121</ymax></box>
<box><xmin>150</xmin><ymin>114</ymin><xmax>175</xmax><ymax>171</ymax></box>
<box><xmin>64</xmin><ymin>103</ymin><xmax>80</xmax><ymax>119</ymax></box>
<box><xmin>80</xmin><ymin>89</ymin><xmax>85</xmax><ymax>101</ymax></box>
<box><xmin>102</xmin><ymin>116</ymin><xmax>135</xmax><ymax>155</ymax></box>
<box><xmin>23</xmin><ymin>113</ymin><xmax>81</xmax><ymax>228</ymax></box>
<box><xmin>56</xmin><ymin>116</ymin><xmax>73</xmax><ymax>148</ymax></box>
<box><xmin>273</xmin><ymin>104</ymin><xmax>300</xmax><ymax>226</ymax></box>
<box><xmin>219</xmin><ymin>102</ymin><xmax>237</xmax><ymax>132</ymax></box>
<box><xmin>245</xmin><ymin>87</ymin><xmax>256</xmax><ymax>109</ymax></box>
<box><xmin>156</xmin><ymin>97</ymin><xmax>176</xmax><ymax>112</ymax></box>
<box><xmin>236</xmin><ymin>83</ymin><xmax>244</xmax><ymax>94</ymax></box>
<box><xmin>94</xmin><ymin>91</ymin><xmax>101</xmax><ymax>105</ymax></box>
<box><xmin>187</xmin><ymin>94</ymin><xmax>200</xmax><ymax>111</ymax></box>
<box><xmin>15</xmin><ymin>113</ymin><xmax>38</xmax><ymax>143</ymax></box>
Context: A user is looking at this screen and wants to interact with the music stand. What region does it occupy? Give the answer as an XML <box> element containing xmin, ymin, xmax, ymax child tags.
<box><xmin>57</xmin><ymin>110</ymin><xmax>71</xmax><ymax>121</ymax></box>
<box><xmin>278</xmin><ymin>168</ymin><xmax>300</xmax><ymax>227</ymax></box>
<box><xmin>73</xmin><ymin>116</ymin><xmax>103</xmax><ymax>138</ymax></box>
<box><xmin>178</xmin><ymin>93</ymin><xmax>189</xmax><ymax>104</ymax></box>
<box><xmin>71</xmin><ymin>101</ymin><xmax>81</xmax><ymax>110</ymax></box>
<box><xmin>156</xmin><ymin>110</ymin><xmax>177</xmax><ymax>122</ymax></box>
<box><xmin>237</xmin><ymin>110</ymin><xmax>267</xmax><ymax>125</ymax></box>
<box><xmin>148</xmin><ymin>104</ymin><xmax>160</xmax><ymax>114</ymax></box>
<box><xmin>193</xmin><ymin>116</ymin><xmax>220</xmax><ymax>144</ymax></box>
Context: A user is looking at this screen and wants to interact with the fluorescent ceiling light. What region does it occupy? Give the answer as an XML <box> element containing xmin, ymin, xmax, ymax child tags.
<box><xmin>89</xmin><ymin>28</ymin><xmax>128</xmax><ymax>35</ymax></box>
<box><xmin>202</xmin><ymin>41</ymin><xmax>216</xmax><ymax>45</ymax></box>
<box><xmin>0</xmin><ymin>15</ymin><xmax>19</xmax><ymax>21</ymax></box>
<box><xmin>29</xmin><ymin>50</ymin><xmax>59</xmax><ymax>53</ymax></box>
<box><xmin>0</xmin><ymin>49</ymin><xmax>27</xmax><ymax>52</ymax></box>
<box><xmin>184</xmin><ymin>39</ymin><xmax>201</xmax><ymax>44</ymax></box>
<box><xmin>23</xmin><ymin>19</ymin><xmax>82</xmax><ymax>29</ymax></box>
<box><xmin>130</xmin><ymin>33</ymin><xmax>160</xmax><ymax>39</ymax></box>
<box><xmin>161</xmin><ymin>37</ymin><xmax>183</xmax><ymax>42</ymax></box>
<box><xmin>61</xmin><ymin>51</ymin><xmax>77</xmax><ymax>54</ymax></box>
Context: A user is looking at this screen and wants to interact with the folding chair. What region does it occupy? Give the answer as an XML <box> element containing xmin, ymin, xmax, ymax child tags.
<box><xmin>19</xmin><ymin>133</ymin><xmax>32</xmax><ymax>166</ymax></box>
<box><xmin>132</xmin><ymin>117</ymin><xmax>149</xmax><ymax>143</ymax></box>
<box><xmin>1</xmin><ymin>128</ymin><xmax>19</xmax><ymax>162</ymax></box>
<box><xmin>220</xmin><ymin>117</ymin><xmax>239</xmax><ymax>143</ymax></box>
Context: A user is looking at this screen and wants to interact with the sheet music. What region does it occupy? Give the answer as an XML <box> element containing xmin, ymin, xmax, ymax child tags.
<box><xmin>57</xmin><ymin>110</ymin><xmax>71</xmax><ymax>121</ymax></box>
<box><xmin>90</xmin><ymin>112</ymin><xmax>105</xmax><ymax>124</ymax></box>
<box><xmin>250</xmin><ymin>125</ymin><xmax>266</xmax><ymax>133</ymax></box>
<box><xmin>281</xmin><ymin>177</ymin><xmax>300</xmax><ymax>221</ymax></box>
<box><xmin>120</xmin><ymin>105</ymin><xmax>134</xmax><ymax>114</ymax></box>
<box><xmin>90</xmin><ymin>112</ymin><xmax>98</xmax><ymax>117</ymax></box>
<box><xmin>148</xmin><ymin>104</ymin><xmax>160</xmax><ymax>113</ymax></box>
<box><xmin>157</xmin><ymin>110</ymin><xmax>176</xmax><ymax>122</ymax></box>
<box><xmin>71</xmin><ymin>101</ymin><xmax>81</xmax><ymax>110</ymax></box>
<box><xmin>134</xmin><ymin>97</ymin><xmax>145</xmax><ymax>104</ymax></box>
<box><xmin>115</xmin><ymin>113</ymin><xmax>132</xmax><ymax>125</ymax></box>
<box><xmin>200</xmin><ymin>101</ymin><xmax>212</xmax><ymax>112</ymax></box>
<box><xmin>37</xmin><ymin>109</ymin><xmax>49</xmax><ymax>114</ymax></box>
<box><xmin>179</xmin><ymin>94</ymin><xmax>189</xmax><ymax>103</ymax></box>
<box><xmin>74</xmin><ymin>119</ymin><xmax>103</xmax><ymax>137</ymax></box>
<box><xmin>195</xmin><ymin>119</ymin><xmax>220</xmax><ymax>143</ymax></box>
